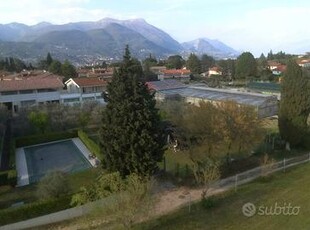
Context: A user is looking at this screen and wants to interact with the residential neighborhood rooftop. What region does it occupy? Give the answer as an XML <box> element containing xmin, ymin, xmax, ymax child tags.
<box><xmin>66</xmin><ymin>77</ymin><xmax>108</xmax><ymax>87</ymax></box>
<box><xmin>146</xmin><ymin>80</ymin><xmax>187</xmax><ymax>91</ymax></box>
<box><xmin>0</xmin><ymin>77</ymin><xmax>64</xmax><ymax>92</ymax></box>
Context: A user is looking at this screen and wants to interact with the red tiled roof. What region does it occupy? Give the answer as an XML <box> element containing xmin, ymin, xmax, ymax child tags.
<box><xmin>71</xmin><ymin>77</ymin><xmax>108</xmax><ymax>87</ymax></box>
<box><xmin>162</xmin><ymin>69</ymin><xmax>191</xmax><ymax>75</ymax></box>
<box><xmin>267</xmin><ymin>61</ymin><xmax>281</xmax><ymax>67</ymax></box>
<box><xmin>0</xmin><ymin>77</ymin><xmax>64</xmax><ymax>92</ymax></box>
<box><xmin>209</xmin><ymin>66</ymin><xmax>221</xmax><ymax>72</ymax></box>
<box><xmin>296</xmin><ymin>59</ymin><xmax>310</xmax><ymax>65</ymax></box>
<box><xmin>274</xmin><ymin>65</ymin><xmax>287</xmax><ymax>72</ymax></box>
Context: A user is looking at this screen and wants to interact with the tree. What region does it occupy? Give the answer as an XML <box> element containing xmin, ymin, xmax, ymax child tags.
<box><xmin>278</xmin><ymin>60</ymin><xmax>310</xmax><ymax>149</ymax></box>
<box><xmin>186</xmin><ymin>53</ymin><xmax>201</xmax><ymax>74</ymax></box>
<box><xmin>46</xmin><ymin>52</ymin><xmax>53</xmax><ymax>67</ymax></box>
<box><xmin>235</xmin><ymin>52</ymin><xmax>257</xmax><ymax>79</ymax></box>
<box><xmin>218</xmin><ymin>59</ymin><xmax>235</xmax><ymax>79</ymax></box>
<box><xmin>28</xmin><ymin>111</ymin><xmax>49</xmax><ymax>133</ymax></box>
<box><xmin>201</xmin><ymin>54</ymin><xmax>215</xmax><ymax>73</ymax></box>
<box><xmin>61</xmin><ymin>60</ymin><xmax>77</xmax><ymax>79</ymax></box>
<box><xmin>142</xmin><ymin>54</ymin><xmax>158</xmax><ymax>82</ymax></box>
<box><xmin>166</xmin><ymin>55</ymin><xmax>184</xmax><ymax>69</ymax></box>
<box><xmin>71</xmin><ymin>172</ymin><xmax>154</xmax><ymax>229</ymax></box>
<box><xmin>218</xmin><ymin>101</ymin><xmax>264</xmax><ymax>164</ymax></box>
<box><xmin>100</xmin><ymin>46</ymin><xmax>165</xmax><ymax>177</ymax></box>
<box><xmin>0</xmin><ymin>104</ymin><xmax>9</xmax><ymax>124</ymax></box>
<box><xmin>37</xmin><ymin>171</ymin><xmax>70</xmax><ymax>200</ymax></box>
<box><xmin>48</xmin><ymin>60</ymin><xmax>62</xmax><ymax>75</ymax></box>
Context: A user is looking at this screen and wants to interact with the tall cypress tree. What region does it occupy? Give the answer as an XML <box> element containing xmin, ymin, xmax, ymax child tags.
<box><xmin>100</xmin><ymin>46</ymin><xmax>165</xmax><ymax>177</ymax></box>
<box><xmin>278</xmin><ymin>60</ymin><xmax>310</xmax><ymax>148</ymax></box>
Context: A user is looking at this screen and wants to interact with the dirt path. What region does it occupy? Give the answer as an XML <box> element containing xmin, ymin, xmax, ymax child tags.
<box><xmin>154</xmin><ymin>185</ymin><xmax>227</xmax><ymax>217</ymax></box>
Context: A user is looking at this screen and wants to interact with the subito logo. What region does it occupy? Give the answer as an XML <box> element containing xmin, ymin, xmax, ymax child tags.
<box><xmin>242</xmin><ymin>202</ymin><xmax>256</xmax><ymax>217</ymax></box>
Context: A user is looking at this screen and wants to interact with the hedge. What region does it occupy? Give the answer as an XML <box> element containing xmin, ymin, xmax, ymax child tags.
<box><xmin>78</xmin><ymin>130</ymin><xmax>103</xmax><ymax>161</ymax></box>
<box><xmin>0</xmin><ymin>195</ymin><xmax>72</xmax><ymax>226</ymax></box>
<box><xmin>15</xmin><ymin>130</ymin><xmax>78</xmax><ymax>148</ymax></box>
<box><xmin>0</xmin><ymin>170</ymin><xmax>17</xmax><ymax>186</ymax></box>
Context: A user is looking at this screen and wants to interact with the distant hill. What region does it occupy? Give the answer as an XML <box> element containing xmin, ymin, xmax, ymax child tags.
<box><xmin>182</xmin><ymin>38</ymin><xmax>239</xmax><ymax>59</ymax></box>
<box><xmin>0</xmin><ymin>18</ymin><xmax>239</xmax><ymax>64</ymax></box>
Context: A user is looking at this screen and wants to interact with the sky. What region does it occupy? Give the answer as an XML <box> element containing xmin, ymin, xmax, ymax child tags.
<box><xmin>0</xmin><ymin>0</ymin><xmax>309</xmax><ymax>56</ymax></box>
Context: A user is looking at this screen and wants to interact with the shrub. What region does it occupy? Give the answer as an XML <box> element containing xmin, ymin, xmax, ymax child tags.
<box><xmin>0</xmin><ymin>171</ymin><xmax>8</xmax><ymax>186</ymax></box>
<box><xmin>37</xmin><ymin>171</ymin><xmax>70</xmax><ymax>200</ymax></box>
<box><xmin>0</xmin><ymin>195</ymin><xmax>71</xmax><ymax>226</ymax></box>
<box><xmin>78</xmin><ymin>130</ymin><xmax>102</xmax><ymax>161</ymax></box>
<box><xmin>0</xmin><ymin>170</ymin><xmax>17</xmax><ymax>187</ymax></box>
<box><xmin>201</xmin><ymin>196</ymin><xmax>216</xmax><ymax>209</ymax></box>
<box><xmin>7</xmin><ymin>170</ymin><xmax>17</xmax><ymax>186</ymax></box>
<box><xmin>15</xmin><ymin>130</ymin><xmax>77</xmax><ymax>147</ymax></box>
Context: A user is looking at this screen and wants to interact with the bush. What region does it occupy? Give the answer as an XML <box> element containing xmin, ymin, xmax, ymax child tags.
<box><xmin>0</xmin><ymin>195</ymin><xmax>71</xmax><ymax>226</ymax></box>
<box><xmin>7</xmin><ymin>170</ymin><xmax>17</xmax><ymax>186</ymax></box>
<box><xmin>0</xmin><ymin>171</ymin><xmax>8</xmax><ymax>186</ymax></box>
<box><xmin>15</xmin><ymin>130</ymin><xmax>77</xmax><ymax>147</ymax></box>
<box><xmin>78</xmin><ymin>130</ymin><xmax>102</xmax><ymax>161</ymax></box>
<box><xmin>37</xmin><ymin>171</ymin><xmax>70</xmax><ymax>200</ymax></box>
<box><xmin>201</xmin><ymin>196</ymin><xmax>216</xmax><ymax>209</ymax></box>
<box><xmin>9</xmin><ymin>141</ymin><xmax>16</xmax><ymax>169</ymax></box>
<box><xmin>0</xmin><ymin>170</ymin><xmax>17</xmax><ymax>186</ymax></box>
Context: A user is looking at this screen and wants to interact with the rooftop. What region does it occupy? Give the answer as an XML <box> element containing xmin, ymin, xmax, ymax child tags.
<box><xmin>158</xmin><ymin>86</ymin><xmax>276</xmax><ymax>107</ymax></box>
<box><xmin>146</xmin><ymin>80</ymin><xmax>187</xmax><ymax>91</ymax></box>
<box><xmin>0</xmin><ymin>77</ymin><xmax>64</xmax><ymax>92</ymax></box>
<box><xmin>161</xmin><ymin>69</ymin><xmax>191</xmax><ymax>75</ymax></box>
<box><xmin>67</xmin><ymin>77</ymin><xmax>108</xmax><ymax>87</ymax></box>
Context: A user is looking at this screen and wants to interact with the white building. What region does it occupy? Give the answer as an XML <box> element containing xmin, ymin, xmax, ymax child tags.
<box><xmin>0</xmin><ymin>75</ymin><xmax>107</xmax><ymax>114</ymax></box>
<box><xmin>63</xmin><ymin>77</ymin><xmax>107</xmax><ymax>105</ymax></box>
<box><xmin>0</xmin><ymin>77</ymin><xmax>64</xmax><ymax>113</ymax></box>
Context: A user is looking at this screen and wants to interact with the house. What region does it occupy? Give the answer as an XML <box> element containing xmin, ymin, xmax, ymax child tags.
<box><xmin>267</xmin><ymin>61</ymin><xmax>282</xmax><ymax>70</ymax></box>
<box><xmin>150</xmin><ymin>66</ymin><xmax>166</xmax><ymax>75</ymax></box>
<box><xmin>0</xmin><ymin>76</ymin><xmax>64</xmax><ymax>114</ymax></box>
<box><xmin>63</xmin><ymin>77</ymin><xmax>107</xmax><ymax>105</ymax></box>
<box><xmin>158</xmin><ymin>69</ymin><xmax>191</xmax><ymax>81</ymax></box>
<box><xmin>272</xmin><ymin>64</ymin><xmax>286</xmax><ymax>75</ymax></box>
<box><xmin>147</xmin><ymin>80</ymin><xmax>278</xmax><ymax>119</ymax></box>
<box><xmin>296</xmin><ymin>59</ymin><xmax>310</xmax><ymax>68</ymax></box>
<box><xmin>208</xmin><ymin>67</ymin><xmax>222</xmax><ymax>77</ymax></box>
<box><xmin>77</xmin><ymin>67</ymin><xmax>114</xmax><ymax>79</ymax></box>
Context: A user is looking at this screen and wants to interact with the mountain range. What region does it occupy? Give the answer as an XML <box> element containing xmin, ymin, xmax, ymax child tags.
<box><xmin>0</xmin><ymin>18</ymin><xmax>239</xmax><ymax>65</ymax></box>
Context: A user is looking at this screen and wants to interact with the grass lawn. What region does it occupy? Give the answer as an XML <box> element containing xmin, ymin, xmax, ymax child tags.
<box><xmin>135</xmin><ymin>162</ymin><xmax>310</xmax><ymax>230</ymax></box>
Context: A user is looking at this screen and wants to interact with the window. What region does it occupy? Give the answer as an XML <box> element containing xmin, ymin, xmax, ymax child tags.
<box><xmin>1</xmin><ymin>91</ymin><xmax>18</xmax><ymax>95</ymax></box>
<box><xmin>20</xmin><ymin>90</ymin><xmax>34</xmax><ymax>94</ymax></box>
<box><xmin>64</xmin><ymin>98</ymin><xmax>80</xmax><ymax>103</ymax></box>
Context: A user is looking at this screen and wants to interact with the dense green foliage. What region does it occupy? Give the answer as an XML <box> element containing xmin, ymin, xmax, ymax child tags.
<box><xmin>186</xmin><ymin>53</ymin><xmax>201</xmax><ymax>74</ymax></box>
<box><xmin>100</xmin><ymin>46</ymin><xmax>165</xmax><ymax>177</ymax></box>
<box><xmin>201</xmin><ymin>54</ymin><xmax>215</xmax><ymax>73</ymax></box>
<box><xmin>166</xmin><ymin>55</ymin><xmax>185</xmax><ymax>69</ymax></box>
<box><xmin>71</xmin><ymin>172</ymin><xmax>154</xmax><ymax>229</ymax></box>
<box><xmin>278</xmin><ymin>60</ymin><xmax>310</xmax><ymax>147</ymax></box>
<box><xmin>0</xmin><ymin>195</ymin><xmax>71</xmax><ymax>226</ymax></box>
<box><xmin>15</xmin><ymin>130</ymin><xmax>77</xmax><ymax>147</ymax></box>
<box><xmin>37</xmin><ymin>171</ymin><xmax>70</xmax><ymax>200</ymax></box>
<box><xmin>78</xmin><ymin>130</ymin><xmax>102</xmax><ymax>161</ymax></box>
<box><xmin>28</xmin><ymin>111</ymin><xmax>49</xmax><ymax>133</ymax></box>
<box><xmin>0</xmin><ymin>57</ymin><xmax>32</xmax><ymax>72</ymax></box>
<box><xmin>235</xmin><ymin>52</ymin><xmax>257</xmax><ymax>79</ymax></box>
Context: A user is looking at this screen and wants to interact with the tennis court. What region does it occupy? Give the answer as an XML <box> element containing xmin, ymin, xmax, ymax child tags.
<box><xmin>19</xmin><ymin>139</ymin><xmax>92</xmax><ymax>184</ymax></box>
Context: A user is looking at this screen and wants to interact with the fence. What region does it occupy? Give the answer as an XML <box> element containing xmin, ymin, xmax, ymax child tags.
<box><xmin>1</xmin><ymin>153</ymin><xmax>310</xmax><ymax>230</ymax></box>
<box><xmin>214</xmin><ymin>153</ymin><xmax>310</xmax><ymax>191</ymax></box>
